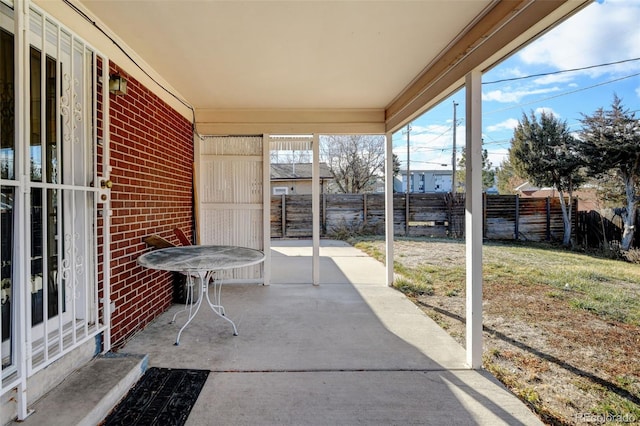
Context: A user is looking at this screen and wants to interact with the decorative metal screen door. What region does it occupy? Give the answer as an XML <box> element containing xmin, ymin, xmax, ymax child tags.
<box><xmin>197</xmin><ymin>136</ymin><xmax>264</xmax><ymax>282</ymax></box>
<box><xmin>1</xmin><ymin>2</ymin><xmax>110</xmax><ymax>418</ymax></box>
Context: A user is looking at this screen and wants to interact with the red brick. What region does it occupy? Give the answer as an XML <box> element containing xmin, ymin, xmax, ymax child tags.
<box><xmin>99</xmin><ymin>62</ymin><xmax>194</xmax><ymax>348</ymax></box>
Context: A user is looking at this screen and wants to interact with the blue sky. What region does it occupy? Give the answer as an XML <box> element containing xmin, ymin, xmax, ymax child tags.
<box><xmin>392</xmin><ymin>0</ymin><xmax>640</xmax><ymax>172</ymax></box>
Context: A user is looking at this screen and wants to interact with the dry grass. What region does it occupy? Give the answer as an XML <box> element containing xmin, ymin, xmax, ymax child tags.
<box><xmin>353</xmin><ymin>237</ymin><xmax>640</xmax><ymax>426</ymax></box>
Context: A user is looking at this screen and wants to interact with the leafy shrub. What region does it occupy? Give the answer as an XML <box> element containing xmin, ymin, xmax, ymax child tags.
<box><xmin>327</xmin><ymin>218</ymin><xmax>382</xmax><ymax>240</ymax></box>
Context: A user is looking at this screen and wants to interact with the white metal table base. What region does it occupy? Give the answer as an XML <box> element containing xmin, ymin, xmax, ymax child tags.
<box><xmin>138</xmin><ymin>245</ymin><xmax>264</xmax><ymax>345</ymax></box>
<box><xmin>170</xmin><ymin>270</ymin><xmax>238</xmax><ymax>345</ymax></box>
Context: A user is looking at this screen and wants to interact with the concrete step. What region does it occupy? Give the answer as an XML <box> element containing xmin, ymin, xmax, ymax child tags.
<box><xmin>11</xmin><ymin>353</ymin><xmax>147</xmax><ymax>426</ymax></box>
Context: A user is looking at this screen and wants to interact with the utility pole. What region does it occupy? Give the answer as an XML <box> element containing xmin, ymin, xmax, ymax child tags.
<box><xmin>452</xmin><ymin>101</ymin><xmax>458</xmax><ymax>195</ymax></box>
<box><xmin>404</xmin><ymin>124</ymin><xmax>411</xmax><ymax>236</ymax></box>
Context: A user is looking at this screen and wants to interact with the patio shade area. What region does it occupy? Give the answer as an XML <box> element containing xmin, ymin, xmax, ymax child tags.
<box><xmin>115</xmin><ymin>240</ymin><xmax>542</xmax><ymax>425</ymax></box>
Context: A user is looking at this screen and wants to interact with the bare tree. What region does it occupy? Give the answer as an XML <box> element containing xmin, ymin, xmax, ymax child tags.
<box><xmin>320</xmin><ymin>135</ymin><xmax>386</xmax><ymax>193</ymax></box>
<box><xmin>270</xmin><ymin>149</ymin><xmax>311</xmax><ymax>164</ymax></box>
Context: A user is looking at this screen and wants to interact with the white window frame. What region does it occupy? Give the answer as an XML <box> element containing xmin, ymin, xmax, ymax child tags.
<box><xmin>273</xmin><ymin>186</ymin><xmax>288</xmax><ymax>195</ymax></box>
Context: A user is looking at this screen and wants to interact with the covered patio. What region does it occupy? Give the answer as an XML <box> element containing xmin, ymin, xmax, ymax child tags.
<box><xmin>1</xmin><ymin>0</ymin><xmax>591</xmax><ymax>422</ymax></box>
<box><xmin>16</xmin><ymin>240</ymin><xmax>542</xmax><ymax>425</ymax></box>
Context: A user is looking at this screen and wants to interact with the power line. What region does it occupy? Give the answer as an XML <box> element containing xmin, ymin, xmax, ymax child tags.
<box><xmin>411</xmin><ymin>160</ymin><xmax>450</xmax><ymax>166</ymax></box>
<box><xmin>392</xmin><ymin>125</ymin><xmax>452</xmax><ymax>150</ymax></box>
<box><xmin>419</xmin><ymin>127</ymin><xmax>453</xmax><ymax>146</ymax></box>
<box><xmin>483</xmin><ymin>71</ymin><xmax>640</xmax><ymax>116</ymax></box>
<box><xmin>407</xmin><ymin>70</ymin><xmax>640</xmax><ymax>166</ymax></box>
<box><xmin>405</xmin><ymin>68</ymin><xmax>639</xmax><ymax>132</ymax></box>
<box><xmin>484</xmin><ymin>57</ymin><xmax>640</xmax><ymax>85</ymax></box>
<box><xmin>63</xmin><ymin>0</ymin><xmax>200</xmax><ymax>136</ymax></box>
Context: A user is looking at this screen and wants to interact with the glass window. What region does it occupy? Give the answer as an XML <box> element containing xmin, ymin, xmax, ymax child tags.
<box><xmin>0</xmin><ymin>7</ymin><xmax>13</xmax><ymax>372</ymax></box>
<box><xmin>1</xmin><ymin>186</ymin><xmax>13</xmax><ymax>369</ymax></box>
<box><xmin>0</xmin><ymin>28</ymin><xmax>14</xmax><ymax>180</ymax></box>
<box><xmin>29</xmin><ymin>46</ymin><xmax>60</xmax><ymax>326</ymax></box>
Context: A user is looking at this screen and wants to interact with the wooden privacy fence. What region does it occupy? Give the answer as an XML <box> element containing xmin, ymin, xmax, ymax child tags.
<box><xmin>576</xmin><ymin>209</ymin><xmax>640</xmax><ymax>249</ymax></box>
<box><xmin>270</xmin><ymin>193</ymin><xmax>577</xmax><ymax>242</ymax></box>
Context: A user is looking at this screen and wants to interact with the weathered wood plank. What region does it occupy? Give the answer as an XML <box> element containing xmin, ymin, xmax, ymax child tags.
<box><xmin>269</xmin><ymin>193</ymin><xmax>579</xmax><ymax>241</ymax></box>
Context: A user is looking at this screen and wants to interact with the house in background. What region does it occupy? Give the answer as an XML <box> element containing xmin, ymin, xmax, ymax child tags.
<box><xmin>395</xmin><ymin>169</ymin><xmax>453</xmax><ymax>193</ymax></box>
<box><xmin>515</xmin><ymin>181</ymin><xmax>598</xmax><ymax>211</ymax></box>
<box><xmin>271</xmin><ymin>163</ymin><xmax>333</xmax><ymax>195</ymax></box>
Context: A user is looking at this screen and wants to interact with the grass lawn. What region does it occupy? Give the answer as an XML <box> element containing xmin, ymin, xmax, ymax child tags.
<box><xmin>353</xmin><ymin>237</ymin><xmax>640</xmax><ymax>426</ymax></box>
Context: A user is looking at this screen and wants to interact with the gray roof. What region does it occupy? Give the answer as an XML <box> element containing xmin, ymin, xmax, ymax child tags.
<box><xmin>271</xmin><ymin>163</ymin><xmax>333</xmax><ymax>180</ymax></box>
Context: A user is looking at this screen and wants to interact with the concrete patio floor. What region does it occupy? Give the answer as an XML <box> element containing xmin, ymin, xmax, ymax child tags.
<box><xmin>116</xmin><ymin>239</ymin><xmax>542</xmax><ymax>425</ymax></box>
<box><xmin>8</xmin><ymin>239</ymin><xmax>544</xmax><ymax>426</ymax></box>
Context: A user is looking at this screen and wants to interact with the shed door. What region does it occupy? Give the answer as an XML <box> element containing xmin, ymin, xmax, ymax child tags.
<box><xmin>198</xmin><ymin>136</ymin><xmax>264</xmax><ymax>282</ymax></box>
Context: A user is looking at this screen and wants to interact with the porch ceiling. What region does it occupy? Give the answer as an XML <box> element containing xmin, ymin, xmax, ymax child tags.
<box><xmin>76</xmin><ymin>0</ymin><xmax>589</xmax><ymax>131</ymax></box>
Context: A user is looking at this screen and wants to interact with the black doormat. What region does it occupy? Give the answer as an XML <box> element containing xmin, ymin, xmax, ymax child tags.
<box><xmin>102</xmin><ymin>367</ymin><xmax>209</xmax><ymax>426</ymax></box>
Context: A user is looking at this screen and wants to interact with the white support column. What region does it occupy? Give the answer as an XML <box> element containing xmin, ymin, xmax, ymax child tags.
<box><xmin>15</xmin><ymin>0</ymin><xmax>30</xmax><ymax>419</ymax></box>
<box><xmin>312</xmin><ymin>134</ymin><xmax>320</xmax><ymax>286</ymax></box>
<box><xmin>262</xmin><ymin>134</ymin><xmax>271</xmax><ymax>285</ymax></box>
<box><xmin>193</xmin><ymin>135</ymin><xmax>202</xmax><ymax>244</ymax></box>
<box><xmin>101</xmin><ymin>58</ymin><xmax>112</xmax><ymax>352</ymax></box>
<box><xmin>465</xmin><ymin>70</ymin><xmax>483</xmax><ymax>369</ymax></box>
<box><xmin>384</xmin><ymin>131</ymin><xmax>395</xmax><ymax>286</ymax></box>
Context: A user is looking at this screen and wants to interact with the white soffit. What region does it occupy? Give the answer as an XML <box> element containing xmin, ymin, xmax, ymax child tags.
<box><xmin>78</xmin><ymin>0</ymin><xmax>491</xmax><ymax>110</ymax></box>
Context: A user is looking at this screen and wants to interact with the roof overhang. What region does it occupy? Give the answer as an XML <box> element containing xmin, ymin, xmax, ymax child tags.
<box><xmin>45</xmin><ymin>0</ymin><xmax>591</xmax><ymax>134</ymax></box>
<box><xmin>384</xmin><ymin>0</ymin><xmax>591</xmax><ymax>132</ymax></box>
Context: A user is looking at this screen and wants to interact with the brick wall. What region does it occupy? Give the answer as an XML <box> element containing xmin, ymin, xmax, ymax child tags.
<box><xmin>106</xmin><ymin>62</ymin><xmax>194</xmax><ymax>348</ymax></box>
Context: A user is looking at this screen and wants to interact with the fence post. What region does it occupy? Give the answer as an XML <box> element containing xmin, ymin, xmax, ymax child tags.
<box><xmin>573</xmin><ymin>198</ymin><xmax>578</xmax><ymax>243</ymax></box>
<box><xmin>483</xmin><ymin>192</ymin><xmax>487</xmax><ymax>239</ymax></box>
<box><xmin>405</xmin><ymin>193</ymin><xmax>410</xmax><ymax>236</ymax></box>
<box><xmin>281</xmin><ymin>194</ymin><xmax>286</xmax><ymax>238</ymax></box>
<box><xmin>636</xmin><ymin>208</ymin><xmax>640</xmax><ymax>249</ymax></box>
<box><xmin>546</xmin><ymin>197</ymin><xmax>551</xmax><ymax>241</ymax></box>
<box><xmin>363</xmin><ymin>194</ymin><xmax>368</xmax><ymax>226</ymax></box>
<box><xmin>514</xmin><ymin>195</ymin><xmax>520</xmax><ymax>240</ymax></box>
<box><xmin>322</xmin><ymin>193</ymin><xmax>326</xmax><ymax>236</ymax></box>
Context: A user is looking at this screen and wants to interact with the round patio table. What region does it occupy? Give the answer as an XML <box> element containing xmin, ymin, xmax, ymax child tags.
<box><xmin>138</xmin><ymin>245</ymin><xmax>265</xmax><ymax>345</ymax></box>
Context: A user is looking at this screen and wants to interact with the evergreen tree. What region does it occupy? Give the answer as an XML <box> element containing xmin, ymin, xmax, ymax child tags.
<box><xmin>589</xmin><ymin>171</ymin><xmax>627</xmax><ymax>209</ymax></box>
<box><xmin>495</xmin><ymin>158</ymin><xmax>526</xmax><ymax>195</ymax></box>
<box><xmin>456</xmin><ymin>147</ymin><xmax>495</xmax><ymax>192</ymax></box>
<box><xmin>509</xmin><ymin>110</ymin><xmax>584</xmax><ymax>246</ymax></box>
<box><xmin>392</xmin><ymin>153</ymin><xmax>401</xmax><ymax>176</ymax></box>
<box><xmin>579</xmin><ymin>95</ymin><xmax>640</xmax><ymax>250</ymax></box>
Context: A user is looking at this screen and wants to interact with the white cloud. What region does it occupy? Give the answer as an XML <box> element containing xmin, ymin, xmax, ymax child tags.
<box><xmin>486</xmin><ymin>118</ymin><xmax>519</xmax><ymax>133</ymax></box>
<box><xmin>410</xmin><ymin>123</ymin><xmax>450</xmax><ymax>138</ymax></box>
<box><xmin>484</xmin><ymin>109</ymin><xmax>558</xmax><ymax>132</ymax></box>
<box><xmin>486</xmin><ymin>148</ymin><xmax>509</xmax><ymax>168</ymax></box>
<box><xmin>483</xmin><ymin>86</ymin><xmax>561</xmax><ymax>103</ymax></box>
<box><xmin>534</xmin><ymin>107</ymin><xmax>559</xmax><ymax>118</ymax></box>
<box><xmin>485</xmin><ymin>66</ymin><xmax>527</xmax><ymax>82</ymax></box>
<box><xmin>532</xmin><ymin>73</ymin><xmax>576</xmax><ymax>85</ymax></box>
<box><xmin>392</xmin><ymin>122</ymin><xmax>473</xmax><ymax>170</ymax></box>
<box><xmin>519</xmin><ymin>0</ymin><xmax>640</xmax><ymax>77</ymax></box>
